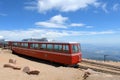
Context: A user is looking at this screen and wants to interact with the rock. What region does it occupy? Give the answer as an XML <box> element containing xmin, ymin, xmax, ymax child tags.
<box><xmin>28</xmin><ymin>70</ymin><xmax>40</xmax><ymax>75</ymax></box>
<box><xmin>23</xmin><ymin>66</ymin><xmax>40</xmax><ymax>75</ymax></box>
<box><xmin>23</xmin><ymin>66</ymin><xmax>30</xmax><ymax>73</ymax></box>
<box><xmin>3</xmin><ymin>63</ymin><xmax>21</xmax><ymax>70</ymax></box>
<box><xmin>9</xmin><ymin>59</ymin><xmax>16</xmax><ymax>64</ymax></box>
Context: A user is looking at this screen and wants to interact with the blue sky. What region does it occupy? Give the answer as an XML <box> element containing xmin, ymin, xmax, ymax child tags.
<box><xmin>0</xmin><ymin>0</ymin><xmax>120</xmax><ymax>44</ymax></box>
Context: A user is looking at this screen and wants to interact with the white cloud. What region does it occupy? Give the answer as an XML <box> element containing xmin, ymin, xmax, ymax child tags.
<box><xmin>0</xmin><ymin>29</ymin><xmax>69</xmax><ymax>40</ymax></box>
<box><xmin>35</xmin><ymin>14</ymin><xmax>68</xmax><ymax>28</ymax></box>
<box><xmin>25</xmin><ymin>0</ymin><xmax>99</xmax><ymax>13</ymax></box>
<box><xmin>86</xmin><ymin>26</ymin><xmax>93</xmax><ymax>28</ymax></box>
<box><xmin>0</xmin><ymin>29</ymin><xmax>116</xmax><ymax>41</ymax></box>
<box><xmin>50</xmin><ymin>14</ymin><xmax>68</xmax><ymax>24</ymax></box>
<box><xmin>24</xmin><ymin>6</ymin><xmax>37</xmax><ymax>11</ymax></box>
<box><xmin>89</xmin><ymin>31</ymin><xmax>115</xmax><ymax>35</ymax></box>
<box><xmin>0</xmin><ymin>13</ymin><xmax>7</xmax><ymax>16</ymax></box>
<box><xmin>0</xmin><ymin>36</ymin><xmax>4</xmax><ymax>39</ymax></box>
<box><xmin>35</xmin><ymin>14</ymin><xmax>89</xmax><ymax>29</ymax></box>
<box><xmin>70</xmin><ymin>23</ymin><xmax>85</xmax><ymax>27</ymax></box>
<box><xmin>102</xmin><ymin>3</ymin><xmax>108</xmax><ymax>13</ymax></box>
<box><xmin>68</xmin><ymin>30</ymin><xmax>115</xmax><ymax>36</ymax></box>
<box><xmin>24</xmin><ymin>1</ymin><xmax>37</xmax><ymax>10</ymax></box>
<box><xmin>113</xmin><ymin>3</ymin><xmax>120</xmax><ymax>11</ymax></box>
<box><xmin>93</xmin><ymin>2</ymin><xmax>120</xmax><ymax>13</ymax></box>
<box><xmin>35</xmin><ymin>22</ymin><xmax>67</xmax><ymax>28</ymax></box>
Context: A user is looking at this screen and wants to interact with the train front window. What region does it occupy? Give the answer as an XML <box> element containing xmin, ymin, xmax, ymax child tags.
<box><xmin>72</xmin><ymin>45</ymin><xmax>79</xmax><ymax>53</ymax></box>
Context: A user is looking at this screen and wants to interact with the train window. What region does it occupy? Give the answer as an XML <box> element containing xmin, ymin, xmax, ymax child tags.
<box><xmin>54</xmin><ymin>45</ymin><xmax>62</xmax><ymax>51</ymax></box>
<box><xmin>63</xmin><ymin>45</ymin><xmax>69</xmax><ymax>53</ymax></box>
<box><xmin>4</xmin><ymin>42</ymin><xmax>9</xmax><ymax>45</ymax></box>
<box><xmin>47</xmin><ymin>44</ymin><xmax>53</xmax><ymax>50</ymax></box>
<box><xmin>17</xmin><ymin>43</ymin><xmax>21</xmax><ymax>47</ymax></box>
<box><xmin>21</xmin><ymin>43</ymin><xmax>28</xmax><ymax>48</ymax></box>
<box><xmin>72</xmin><ymin>45</ymin><xmax>79</xmax><ymax>53</ymax></box>
<box><xmin>13</xmin><ymin>43</ymin><xmax>17</xmax><ymax>46</ymax></box>
<box><xmin>30</xmin><ymin>44</ymin><xmax>39</xmax><ymax>49</ymax></box>
<box><xmin>41</xmin><ymin>44</ymin><xmax>46</xmax><ymax>49</ymax></box>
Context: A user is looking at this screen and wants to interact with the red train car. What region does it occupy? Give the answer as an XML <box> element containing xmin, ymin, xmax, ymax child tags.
<box><xmin>8</xmin><ymin>41</ymin><xmax>82</xmax><ymax>65</ymax></box>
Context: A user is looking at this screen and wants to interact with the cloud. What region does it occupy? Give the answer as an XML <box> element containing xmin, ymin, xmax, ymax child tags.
<box><xmin>112</xmin><ymin>3</ymin><xmax>120</xmax><ymax>11</ymax></box>
<box><xmin>0</xmin><ymin>29</ymin><xmax>69</xmax><ymax>40</ymax></box>
<box><xmin>86</xmin><ymin>26</ymin><xmax>94</xmax><ymax>28</ymax></box>
<box><xmin>50</xmin><ymin>14</ymin><xmax>68</xmax><ymax>24</ymax></box>
<box><xmin>70</xmin><ymin>23</ymin><xmax>85</xmax><ymax>27</ymax></box>
<box><xmin>35</xmin><ymin>14</ymin><xmax>68</xmax><ymax>28</ymax></box>
<box><xmin>24</xmin><ymin>1</ymin><xmax>37</xmax><ymax>10</ymax></box>
<box><xmin>25</xmin><ymin>0</ymin><xmax>99</xmax><ymax>13</ymax></box>
<box><xmin>35</xmin><ymin>22</ymin><xmax>67</xmax><ymax>28</ymax></box>
<box><xmin>0</xmin><ymin>29</ymin><xmax>116</xmax><ymax>41</ymax></box>
<box><xmin>35</xmin><ymin>14</ymin><xmax>91</xmax><ymax>29</ymax></box>
<box><xmin>92</xmin><ymin>2</ymin><xmax>120</xmax><ymax>13</ymax></box>
<box><xmin>0</xmin><ymin>36</ymin><xmax>4</xmax><ymax>39</ymax></box>
<box><xmin>102</xmin><ymin>3</ymin><xmax>108</xmax><ymax>13</ymax></box>
<box><xmin>0</xmin><ymin>13</ymin><xmax>7</xmax><ymax>16</ymax></box>
<box><xmin>68</xmin><ymin>30</ymin><xmax>115</xmax><ymax>36</ymax></box>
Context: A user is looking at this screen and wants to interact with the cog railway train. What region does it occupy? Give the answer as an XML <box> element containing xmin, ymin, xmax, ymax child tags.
<box><xmin>1</xmin><ymin>41</ymin><xmax>82</xmax><ymax>65</ymax></box>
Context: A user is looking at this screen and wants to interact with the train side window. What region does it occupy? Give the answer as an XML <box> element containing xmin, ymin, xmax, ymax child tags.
<box><xmin>72</xmin><ymin>45</ymin><xmax>79</xmax><ymax>53</ymax></box>
<box><xmin>41</xmin><ymin>44</ymin><xmax>46</xmax><ymax>50</ymax></box>
<box><xmin>35</xmin><ymin>44</ymin><xmax>39</xmax><ymax>48</ymax></box>
<box><xmin>21</xmin><ymin>43</ymin><xmax>24</xmax><ymax>47</ymax></box>
<box><xmin>63</xmin><ymin>45</ymin><xmax>69</xmax><ymax>53</ymax></box>
<box><xmin>30</xmin><ymin>44</ymin><xmax>39</xmax><ymax>49</ymax></box>
<box><xmin>17</xmin><ymin>43</ymin><xmax>21</xmax><ymax>47</ymax></box>
<box><xmin>47</xmin><ymin>44</ymin><xmax>53</xmax><ymax>50</ymax></box>
<box><xmin>13</xmin><ymin>43</ymin><xmax>17</xmax><ymax>46</ymax></box>
<box><xmin>25</xmin><ymin>43</ymin><xmax>28</xmax><ymax>48</ymax></box>
<box><xmin>54</xmin><ymin>45</ymin><xmax>62</xmax><ymax>52</ymax></box>
<box><xmin>21</xmin><ymin>43</ymin><xmax>28</xmax><ymax>48</ymax></box>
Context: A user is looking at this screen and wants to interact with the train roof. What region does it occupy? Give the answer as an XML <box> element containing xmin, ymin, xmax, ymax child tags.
<box><xmin>8</xmin><ymin>41</ymin><xmax>80</xmax><ymax>44</ymax></box>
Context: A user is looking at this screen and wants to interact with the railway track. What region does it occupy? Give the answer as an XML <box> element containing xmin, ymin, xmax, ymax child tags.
<box><xmin>78</xmin><ymin>60</ymin><xmax>120</xmax><ymax>75</ymax></box>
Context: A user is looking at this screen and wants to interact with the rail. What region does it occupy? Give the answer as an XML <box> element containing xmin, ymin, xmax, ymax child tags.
<box><xmin>78</xmin><ymin>59</ymin><xmax>120</xmax><ymax>75</ymax></box>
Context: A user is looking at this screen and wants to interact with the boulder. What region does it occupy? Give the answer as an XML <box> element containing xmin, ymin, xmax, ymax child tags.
<box><xmin>3</xmin><ymin>63</ymin><xmax>21</xmax><ymax>70</ymax></box>
<box><xmin>23</xmin><ymin>66</ymin><xmax>40</xmax><ymax>75</ymax></box>
<box><xmin>27</xmin><ymin>70</ymin><xmax>40</xmax><ymax>75</ymax></box>
<box><xmin>9</xmin><ymin>59</ymin><xmax>16</xmax><ymax>64</ymax></box>
<box><xmin>22</xmin><ymin>66</ymin><xmax>30</xmax><ymax>73</ymax></box>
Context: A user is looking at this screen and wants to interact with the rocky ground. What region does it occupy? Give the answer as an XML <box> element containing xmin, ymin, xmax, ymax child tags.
<box><xmin>0</xmin><ymin>48</ymin><xmax>120</xmax><ymax>80</ymax></box>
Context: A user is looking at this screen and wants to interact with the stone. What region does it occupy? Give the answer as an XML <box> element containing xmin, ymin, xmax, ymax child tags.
<box><xmin>9</xmin><ymin>59</ymin><xmax>16</xmax><ymax>64</ymax></box>
<box><xmin>27</xmin><ymin>70</ymin><xmax>40</xmax><ymax>75</ymax></box>
<box><xmin>23</xmin><ymin>66</ymin><xmax>40</xmax><ymax>75</ymax></box>
<box><xmin>23</xmin><ymin>66</ymin><xmax>30</xmax><ymax>73</ymax></box>
<box><xmin>3</xmin><ymin>63</ymin><xmax>21</xmax><ymax>70</ymax></box>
